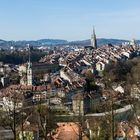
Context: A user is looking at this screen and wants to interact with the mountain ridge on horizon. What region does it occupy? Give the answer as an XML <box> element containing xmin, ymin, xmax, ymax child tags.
<box><xmin>0</xmin><ymin>38</ymin><xmax>139</xmax><ymax>48</ymax></box>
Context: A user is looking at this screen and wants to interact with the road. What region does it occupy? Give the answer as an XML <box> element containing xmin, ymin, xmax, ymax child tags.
<box><xmin>86</xmin><ymin>104</ymin><xmax>132</xmax><ymax>117</ymax></box>
<box><xmin>56</xmin><ymin>104</ymin><xmax>132</xmax><ymax>117</ymax></box>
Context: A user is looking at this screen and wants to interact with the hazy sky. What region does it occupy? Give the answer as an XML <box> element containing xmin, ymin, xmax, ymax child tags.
<box><xmin>0</xmin><ymin>0</ymin><xmax>140</xmax><ymax>41</ymax></box>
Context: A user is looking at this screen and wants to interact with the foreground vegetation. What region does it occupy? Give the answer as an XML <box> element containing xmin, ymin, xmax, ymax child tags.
<box><xmin>0</xmin><ymin>48</ymin><xmax>47</xmax><ymax>64</ymax></box>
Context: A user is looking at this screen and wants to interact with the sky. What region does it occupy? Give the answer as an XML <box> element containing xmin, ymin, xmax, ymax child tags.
<box><xmin>0</xmin><ymin>0</ymin><xmax>140</xmax><ymax>41</ymax></box>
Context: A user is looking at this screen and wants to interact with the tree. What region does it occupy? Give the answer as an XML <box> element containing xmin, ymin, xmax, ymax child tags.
<box><xmin>84</xmin><ymin>71</ymin><xmax>99</xmax><ymax>92</ymax></box>
<box><xmin>36</xmin><ymin>103</ymin><xmax>56</xmax><ymax>140</ymax></box>
<box><xmin>0</xmin><ymin>91</ymin><xmax>25</xmax><ymax>140</ymax></box>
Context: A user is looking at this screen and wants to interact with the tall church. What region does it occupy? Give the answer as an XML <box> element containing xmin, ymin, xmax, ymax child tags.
<box><xmin>27</xmin><ymin>45</ymin><xmax>33</xmax><ymax>86</ymax></box>
<box><xmin>91</xmin><ymin>26</ymin><xmax>97</xmax><ymax>49</ymax></box>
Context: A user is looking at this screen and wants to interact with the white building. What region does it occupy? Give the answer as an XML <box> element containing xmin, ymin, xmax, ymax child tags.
<box><xmin>96</xmin><ymin>61</ymin><xmax>106</xmax><ymax>71</ymax></box>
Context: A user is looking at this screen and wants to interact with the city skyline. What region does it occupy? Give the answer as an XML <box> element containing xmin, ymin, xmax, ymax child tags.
<box><xmin>0</xmin><ymin>0</ymin><xmax>140</xmax><ymax>41</ymax></box>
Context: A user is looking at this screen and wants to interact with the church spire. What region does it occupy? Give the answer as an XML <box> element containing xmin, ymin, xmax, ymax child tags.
<box><xmin>91</xmin><ymin>26</ymin><xmax>97</xmax><ymax>49</ymax></box>
<box><xmin>93</xmin><ymin>25</ymin><xmax>95</xmax><ymax>35</ymax></box>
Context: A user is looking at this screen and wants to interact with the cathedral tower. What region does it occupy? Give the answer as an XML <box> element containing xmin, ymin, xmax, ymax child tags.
<box><xmin>91</xmin><ymin>26</ymin><xmax>97</xmax><ymax>49</ymax></box>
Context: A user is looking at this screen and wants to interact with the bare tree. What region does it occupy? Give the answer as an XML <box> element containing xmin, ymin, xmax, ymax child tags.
<box><xmin>36</xmin><ymin>101</ymin><xmax>56</xmax><ymax>140</ymax></box>
<box><xmin>0</xmin><ymin>90</ymin><xmax>35</xmax><ymax>140</ymax></box>
<box><xmin>0</xmin><ymin>91</ymin><xmax>24</xmax><ymax>140</ymax></box>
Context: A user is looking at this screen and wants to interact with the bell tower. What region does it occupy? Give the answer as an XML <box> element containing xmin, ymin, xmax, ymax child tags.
<box><xmin>27</xmin><ymin>44</ymin><xmax>32</xmax><ymax>86</ymax></box>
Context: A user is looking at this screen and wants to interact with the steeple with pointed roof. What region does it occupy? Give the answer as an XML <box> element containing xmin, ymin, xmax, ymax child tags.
<box><xmin>91</xmin><ymin>26</ymin><xmax>97</xmax><ymax>49</ymax></box>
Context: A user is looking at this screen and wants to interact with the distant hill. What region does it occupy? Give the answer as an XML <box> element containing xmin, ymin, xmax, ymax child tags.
<box><xmin>0</xmin><ymin>39</ymin><xmax>68</xmax><ymax>48</ymax></box>
<box><xmin>67</xmin><ymin>38</ymin><xmax>140</xmax><ymax>46</ymax></box>
<box><xmin>37</xmin><ymin>39</ymin><xmax>68</xmax><ymax>45</ymax></box>
<box><xmin>0</xmin><ymin>38</ymin><xmax>139</xmax><ymax>48</ymax></box>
